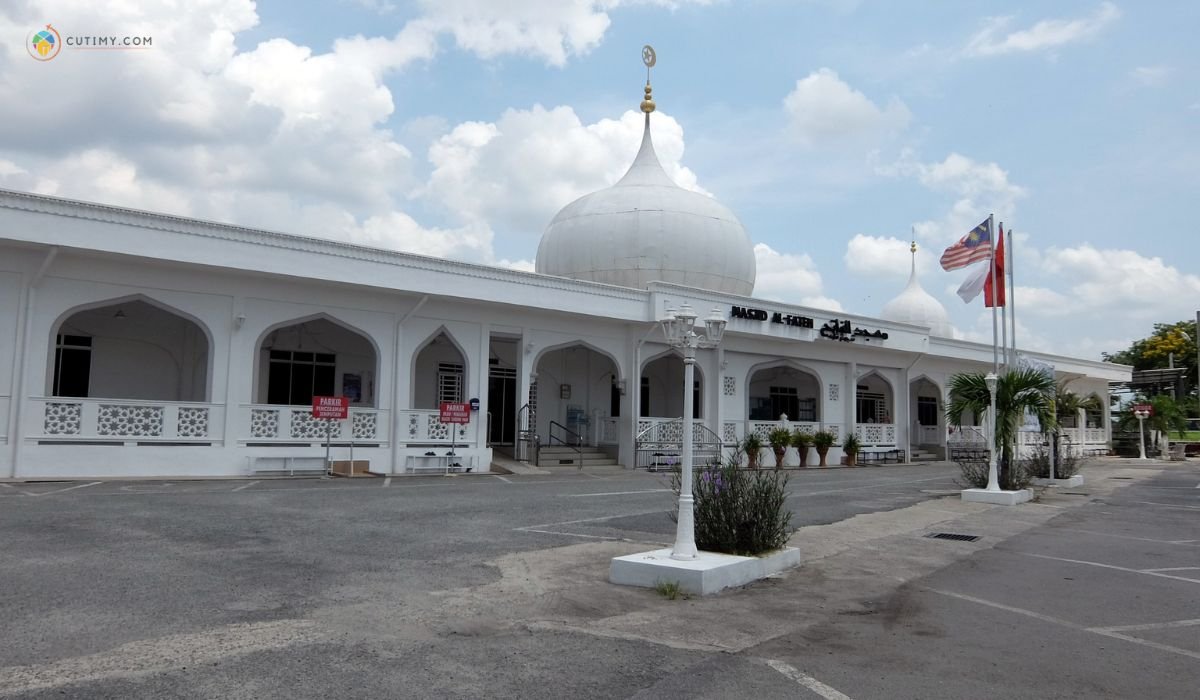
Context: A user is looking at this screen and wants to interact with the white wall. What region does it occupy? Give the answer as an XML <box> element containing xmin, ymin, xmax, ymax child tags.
<box><xmin>412</xmin><ymin>334</ymin><xmax>467</xmax><ymax>409</ymax></box>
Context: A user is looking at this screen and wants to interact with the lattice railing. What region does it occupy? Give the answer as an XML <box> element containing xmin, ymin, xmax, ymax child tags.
<box><xmin>34</xmin><ymin>398</ymin><xmax>224</xmax><ymax>442</ymax></box>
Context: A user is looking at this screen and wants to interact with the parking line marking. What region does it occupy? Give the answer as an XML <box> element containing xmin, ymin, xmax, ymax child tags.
<box><xmin>232</xmin><ymin>481</ymin><xmax>260</xmax><ymax>492</ymax></box>
<box><xmin>382</xmin><ymin>476</ymin><xmax>392</xmax><ymax>487</ymax></box>
<box><xmin>30</xmin><ymin>481</ymin><xmax>101</xmax><ymax>497</ymax></box>
<box><xmin>582</xmin><ymin>472</ymin><xmax>606</xmax><ymax>480</ymax></box>
<box><xmin>1136</xmin><ymin>501</ymin><xmax>1200</xmax><ymax>511</ymax></box>
<box><xmin>567</xmin><ymin>489</ymin><xmax>671</xmax><ymax>498</ymax></box>
<box><xmin>928</xmin><ymin>588</ymin><xmax>1200</xmax><ymax>662</ymax></box>
<box><xmin>516</xmin><ymin>509</ymin><xmax>666</xmax><ymax>532</ymax></box>
<box><xmin>1141</xmin><ymin>567</ymin><xmax>1200</xmax><ymax>573</ymax></box>
<box><xmin>1012</xmin><ymin>552</ymin><xmax>1200</xmax><ymax>585</ymax></box>
<box><xmin>766</xmin><ymin>660</ymin><xmax>854</xmax><ymax>700</ymax></box>
<box><xmin>493</xmin><ymin>475</ymin><xmax>511</xmax><ymax>483</ymax></box>
<box><xmin>0</xmin><ymin>483</ymin><xmax>12</xmax><ymax>488</ymax></box>
<box><xmin>1091</xmin><ymin>618</ymin><xmax>1200</xmax><ymax>633</ymax></box>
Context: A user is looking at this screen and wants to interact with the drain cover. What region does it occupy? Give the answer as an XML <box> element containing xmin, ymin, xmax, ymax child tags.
<box><xmin>925</xmin><ymin>532</ymin><xmax>981</xmax><ymax>542</ymax></box>
<box><xmin>1109</xmin><ymin>476</ymin><xmax>1132</xmax><ymax>480</ymax></box>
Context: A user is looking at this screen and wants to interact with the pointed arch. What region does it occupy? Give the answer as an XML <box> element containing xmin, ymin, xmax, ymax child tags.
<box><xmin>255</xmin><ymin>312</ymin><xmax>380</xmax><ymax>407</ymax></box>
<box><xmin>532</xmin><ymin>339</ymin><xmax>624</xmax><ymax>383</ymax></box>
<box><xmin>855</xmin><ymin>368</ymin><xmax>895</xmax><ymax>424</ymax></box>
<box><xmin>640</xmin><ymin>348</ymin><xmax>705</xmax><ymax>418</ymax></box>
<box><xmin>744</xmin><ymin>359</ymin><xmax>824</xmax><ymax>422</ymax></box>
<box><xmin>409</xmin><ymin>325</ymin><xmax>471</xmax><ymax>409</ymax></box>
<box><xmin>47</xmin><ymin>294</ymin><xmax>214</xmax><ymax>401</ymax></box>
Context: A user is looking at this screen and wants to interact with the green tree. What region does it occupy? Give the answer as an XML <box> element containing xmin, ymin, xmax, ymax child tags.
<box><xmin>947</xmin><ymin>368</ymin><xmax>1056</xmax><ymax>489</ymax></box>
<box><xmin>1103</xmin><ymin>320</ymin><xmax>1198</xmax><ymax>396</ymax></box>
<box><xmin>1116</xmin><ymin>394</ymin><xmax>1188</xmax><ymax>454</ymax></box>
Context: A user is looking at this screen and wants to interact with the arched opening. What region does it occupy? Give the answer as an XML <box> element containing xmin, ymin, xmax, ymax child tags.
<box><xmin>49</xmin><ymin>298</ymin><xmax>210</xmax><ymax>401</ymax></box>
<box><xmin>747</xmin><ymin>363</ymin><xmax>820</xmax><ymax>422</ymax></box>
<box><xmin>411</xmin><ymin>331</ymin><xmax>467</xmax><ymax>410</ymax></box>
<box><xmin>640</xmin><ymin>352</ymin><xmax>704</xmax><ymax>418</ymax></box>
<box><xmin>910</xmin><ymin>376</ymin><xmax>943</xmax><ymax>447</ymax></box>
<box><xmin>256</xmin><ymin>317</ymin><xmax>378</xmax><ymax>407</ymax></box>
<box><xmin>856</xmin><ymin>371</ymin><xmax>894</xmax><ymax>424</ymax></box>
<box><xmin>534</xmin><ymin>343</ymin><xmax>620</xmax><ymax>444</ymax></box>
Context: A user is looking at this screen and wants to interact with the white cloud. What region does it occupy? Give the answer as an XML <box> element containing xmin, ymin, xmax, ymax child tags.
<box><xmin>753</xmin><ymin>243</ymin><xmax>842</xmax><ymax>310</ymax></box>
<box><xmin>1130</xmin><ymin>65</ymin><xmax>1170</xmax><ymax>87</ymax></box>
<box><xmin>877</xmin><ymin>151</ymin><xmax>1025</xmax><ymax>246</ymax></box>
<box><xmin>1040</xmin><ymin>244</ymin><xmax>1200</xmax><ymax>318</ymax></box>
<box><xmin>783</xmin><ymin>68</ymin><xmax>911</xmax><ymax>146</ymax></box>
<box><xmin>844</xmin><ymin>234</ymin><xmax>940</xmax><ymax>280</ymax></box>
<box><xmin>965</xmin><ymin>2</ymin><xmax>1121</xmax><ymax>57</ymax></box>
<box><xmin>415</xmin><ymin>0</ymin><xmax>710</xmax><ymax>66</ymax></box>
<box><xmin>1011</xmin><ymin>286</ymin><xmax>1075</xmax><ymax>316</ymax></box>
<box><xmin>420</xmin><ymin>106</ymin><xmax>703</xmax><ymax>236</ymax></box>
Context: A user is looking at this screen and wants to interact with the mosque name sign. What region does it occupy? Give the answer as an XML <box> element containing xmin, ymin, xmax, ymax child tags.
<box><xmin>819</xmin><ymin>319</ymin><xmax>889</xmax><ymax>343</ymax></box>
<box><xmin>729</xmin><ymin>305</ymin><xmax>813</xmax><ymax>328</ymax></box>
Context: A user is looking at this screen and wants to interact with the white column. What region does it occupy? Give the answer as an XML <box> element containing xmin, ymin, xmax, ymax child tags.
<box><xmin>672</xmin><ymin>343</ymin><xmax>697</xmax><ymax>560</ymax></box>
<box><xmin>844</xmin><ymin>361</ymin><xmax>857</xmax><ymax>439</ymax></box>
<box><xmin>476</xmin><ymin>323</ymin><xmax>490</xmax><ymax>451</ymax></box>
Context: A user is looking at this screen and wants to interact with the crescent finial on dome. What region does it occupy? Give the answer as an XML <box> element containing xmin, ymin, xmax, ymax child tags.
<box><xmin>640</xmin><ymin>44</ymin><xmax>656</xmax><ymax>114</ymax></box>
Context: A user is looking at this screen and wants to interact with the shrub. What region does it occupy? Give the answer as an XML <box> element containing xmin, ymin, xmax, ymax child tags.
<box><xmin>741</xmin><ymin>433</ymin><xmax>763</xmax><ymax>469</ymax></box>
<box><xmin>841</xmin><ymin>434</ymin><xmax>861</xmax><ymax>454</ymax></box>
<box><xmin>670</xmin><ymin>453</ymin><xmax>795</xmax><ymax>556</ymax></box>
<box><xmin>954</xmin><ymin>453</ymin><xmax>1034</xmax><ymax>491</ymax></box>
<box><xmin>1025</xmin><ymin>442</ymin><xmax>1081</xmax><ymax>479</ymax></box>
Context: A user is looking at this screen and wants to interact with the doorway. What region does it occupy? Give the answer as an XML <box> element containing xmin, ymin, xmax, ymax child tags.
<box><xmin>488</xmin><ymin>366</ymin><xmax>516</xmax><ymax>446</ymax></box>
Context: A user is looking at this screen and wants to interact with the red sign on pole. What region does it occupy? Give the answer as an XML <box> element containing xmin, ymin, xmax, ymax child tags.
<box><xmin>1133</xmin><ymin>403</ymin><xmax>1154</xmax><ymax>416</ymax></box>
<box><xmin>312</xmin><ymin>396</ymin><xmax>349</xmax><ymax>420</ymax></box>
<box><xmin>439</xmin><ymin>402</ymin><xmax>471</xmax><ymax>424</ymax></box>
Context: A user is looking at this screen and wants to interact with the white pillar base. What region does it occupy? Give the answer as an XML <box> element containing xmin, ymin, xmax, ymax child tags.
<box><xmin>961</xmin><ymin>488</ymin><xmax>1033</xmax><ymax>505</ymax></box>
<box><xmin>610</xmin><ymin>547</ymin><xmax>801</xmax><ymax>596</ymax></box>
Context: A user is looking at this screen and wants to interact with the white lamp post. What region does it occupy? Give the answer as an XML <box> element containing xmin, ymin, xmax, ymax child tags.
<box><xmin>1134</xmin><ymin>408</ymin><xmax>1150</xmax><ymax>460</ymax></box>
<box><xmin>985</xmin><ymin>372</ymin><xmax>1001</xmax><ymax>492</ymax></box>
<box><xmin>660</xmin><ymin>303</ymin><xmax>726</xmax><ymax>560</ymax></box>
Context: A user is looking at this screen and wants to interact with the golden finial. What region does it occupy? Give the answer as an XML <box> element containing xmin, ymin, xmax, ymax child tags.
<box><xmin>910</xmin><ymin>240</ymin><xmax>917</xmax><ymax>254</ymax></box>
<box><xmin>640</xmin><ymin>44</ymin><xmax>656</xmax><ymax>114</ymax></box>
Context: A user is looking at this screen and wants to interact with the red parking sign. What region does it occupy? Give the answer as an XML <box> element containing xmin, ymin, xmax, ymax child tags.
<box><xmin>1132</xmin><ymin>403</ymin><xmax>1153</xmax><ymax>416</ymax></box>
<box><xmin>312</xmin><ymin>396</ymin><xmax>349</xmax><ymax>419</ymax></box>
<box><xmin>439</xmin><ymin>402</ymin><xmax>470</xmax><ymax>424</ymax></box>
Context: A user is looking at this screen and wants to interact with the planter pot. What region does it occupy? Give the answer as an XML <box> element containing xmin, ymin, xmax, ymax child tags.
<box><xmin>816</xmin><ymin>447</ymin><xmax>829</xmax><ymax>467</ymax></box>
<box><xmin>747</xmin><ymin>452</ymin><xmax>759</xmax><ymax>470</ymax></box>
<box><xmin>845</xmin><ymin>452</ymin><xmax>857</xmax><ymax>467</ymax></box>
<box><xmin>772</xmin><ymin>448</ymin><xmax>786</xmax><ymax>470</ymax></box>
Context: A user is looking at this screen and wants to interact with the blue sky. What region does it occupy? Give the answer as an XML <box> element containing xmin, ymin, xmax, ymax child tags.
<box><xmin>1</xmin><ymin>1</ymin><xmax>1197</xmax><ymax>361</ymax></box>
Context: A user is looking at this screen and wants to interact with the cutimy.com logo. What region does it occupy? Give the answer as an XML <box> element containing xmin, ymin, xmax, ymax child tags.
<box><xmin>26</xmin><ymin>23</ymin><xmax>154</xmax><ymax>61</ymax></box>
<box><xmin>28</xmin><ymin>24</ymin><xmax>61</xmax><ymax>61</ymax></box>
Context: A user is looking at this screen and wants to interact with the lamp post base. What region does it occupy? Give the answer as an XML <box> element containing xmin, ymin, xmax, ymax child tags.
<box><xmin>961</xmin><ymin>488</ymin><xmax>1033</xmax><ymax>506</ymax></box>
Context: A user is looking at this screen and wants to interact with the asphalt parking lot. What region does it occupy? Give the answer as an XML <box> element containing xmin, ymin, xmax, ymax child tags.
<box><xmin>1</xmin><ymin>460</ymin><xmax>1196</xmax><ymax>698</ymax></box>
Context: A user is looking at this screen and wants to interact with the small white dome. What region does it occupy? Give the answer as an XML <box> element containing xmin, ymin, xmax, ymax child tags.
<box><xmin>881</xmin><ymin>248</ymin><xmax>953</xmax><ymax>337</ymax></box>
<box><xmin>535</xmin><ymin>116</ymin><xmax>756</xmax><ymax>295</ymax></box>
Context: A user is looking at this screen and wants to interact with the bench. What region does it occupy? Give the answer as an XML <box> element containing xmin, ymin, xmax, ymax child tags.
<box><xmin>406</xmin><ymin>453</ymin><xmax>473</xmax><ymax>474</ymax></box>
<box><xmin>859</xmin><ymin>448</ymin><xmax>906</xmax><ymax>464</ymax></box>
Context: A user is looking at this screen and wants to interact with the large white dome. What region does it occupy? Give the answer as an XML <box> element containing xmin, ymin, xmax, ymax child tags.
<box><xmin>535</xmin><ymin>115</ymin><xmax>756</xmax><ymax>295</ymax></box>
<box><xmin>881</xmin><ymin>246</ymin><xmax>953</xmax><ymax>337</ymax></box>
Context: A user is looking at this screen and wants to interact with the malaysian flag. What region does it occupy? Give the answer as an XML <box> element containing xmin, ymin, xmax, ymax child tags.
<box><xmin>939</xmin><ymin>218</ymin><xmax>992</xmax><ymax>271</ymax></box>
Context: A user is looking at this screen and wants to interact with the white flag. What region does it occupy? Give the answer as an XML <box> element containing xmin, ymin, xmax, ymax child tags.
<box><xmin>956</xmin><ymin>259</ymin><xmax>990</xmax><ymax>303</ymax></box>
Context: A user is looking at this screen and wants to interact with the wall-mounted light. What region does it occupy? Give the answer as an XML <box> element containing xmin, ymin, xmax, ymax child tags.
<box><xmin>113</xmin><ymin>308</ymin><xmax>127</xmax><ymax>320</ymax></box>
<box><xmin>235</xmin><ymin>314</ymin><xmax>246</xmax><ymax>330</ymax></box>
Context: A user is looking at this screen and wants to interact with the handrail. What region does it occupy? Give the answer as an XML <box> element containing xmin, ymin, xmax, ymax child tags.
<box><xmin>548</xmin><ymin>420</ymin><xmax>583</xmax><ymax>468</ymax></box>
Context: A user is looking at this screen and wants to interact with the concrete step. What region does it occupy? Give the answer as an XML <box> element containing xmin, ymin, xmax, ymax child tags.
<box><xmin>537</xmin><ymin>456</ymin><xmax>619</xmax><ymax>468</ymax></box>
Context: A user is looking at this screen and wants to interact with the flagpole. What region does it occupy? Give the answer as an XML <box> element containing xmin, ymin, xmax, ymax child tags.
<box><xmin>1009</xmin><ymin>227</ymin><xmax>1017</xmax><ymax>365</ymax></box>
<box><xmin>1000</xmin><ymin>222</ymin><xmax>1008</xmax><ymax>371</ymax></box>
<box><xmin>989</xmin><ymin>214</ymin><xmax>998</xmax><ymax>375</ymax></box>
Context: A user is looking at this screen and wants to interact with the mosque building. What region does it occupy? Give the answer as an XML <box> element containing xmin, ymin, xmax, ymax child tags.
<box><xmin>0</xmin><ymin>64</ymin><xmax>1125</xmax><ymax>479</ymax></box>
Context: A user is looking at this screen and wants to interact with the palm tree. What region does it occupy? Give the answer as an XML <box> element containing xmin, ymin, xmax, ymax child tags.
<box><xmin>947</xmin><ymin>367</ymin><xmax>1056</xmax><ymax>489</ymax></box>
<box><xmin>1117</xmin><ymin>394</ymin><xmax>1187</xmax><ymax>455</ymax></box>
<box><xmin>1051</xmin><ymin>384</ymin><xmax>1105</xmax><ymax>459</ymax></box>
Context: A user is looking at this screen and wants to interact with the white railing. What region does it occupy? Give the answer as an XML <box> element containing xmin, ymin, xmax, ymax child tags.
<box><xmin>241</xmin><ymin>404</ymin><xmax>389</xmax><ymax>444</ymax></box>
<box><xmin>34</xmin><ymin>397</ymin><xmax>225</xmax><ymax>442</ymax></box>
<box><xmin>596</xmin><ymin>417</ymin><xmax>620</xmax><ymax>445</ymax></box>
<box><xmin>1084</xmin><ymin>428</ymin><xmax>1105</xmax><ymax>444</ymax></box>
<box><xmin>395</xmin><ymin>408</ymin><xmax>473</xmax><ymax>445</ymax></box>
<box><xmin>854</xmin><ymin>423</ymin><xmax>897</xmax><ymax>447</ymax></box>
<box><xmin>917</xmin><ymin>425</ymin><xmax>941</xmax><ymax>445</ymax></box>
<box><xmin>725</xmin><ymin>419</ymin><xmax>842</xmax><ymax>443</ymax></box>
<box><xmin>948</xmin><ymin>426</ymin><xmax>987</xmax><ymax>445</ymax></box>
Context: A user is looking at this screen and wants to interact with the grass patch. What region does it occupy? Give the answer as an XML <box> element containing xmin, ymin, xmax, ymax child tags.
<box><xmin>654</xmin><ymin>579</ymin><xmax>689</xmax><ymax>600</ymax></box>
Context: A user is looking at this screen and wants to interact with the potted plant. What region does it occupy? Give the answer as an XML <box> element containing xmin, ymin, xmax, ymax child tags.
<box><xmin>812</xmin><ymin>430</ymin><xmax>836</xmax><ymax>467</ymax></box>
<box><xmin>741</xmin><ymin>433</ymin><xmax>763</xmax><ymax>470</ymax></box>
<box><xmin>791</xmin><ymin>430</ymin><xmax>812</xmax><ymax>467</ymax></box>
<box><xmin>842</xmin><ymin>434</ymin><xmax>861</xmax><ymax>466</ymax></box>
<box><xmin>767</xmin><ymin>427</ymin><xmax>792</xmax><ymax>470</ymax></box>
